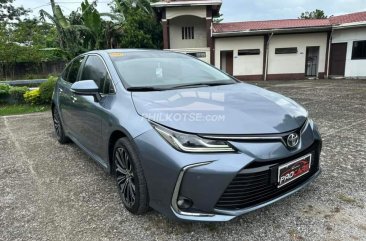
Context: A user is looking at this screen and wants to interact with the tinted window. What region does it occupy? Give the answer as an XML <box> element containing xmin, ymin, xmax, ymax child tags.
<box><xmin>111</xmin><ymin>52</ymin><xmax>235</xmax><ymax>88</ymax></box>
<box><xmin>61</xmin><ymin>64</ymin><xmax>70</xmax><ymax>80</ymax></box>
<box><xmin>81</xmin><ymin>55</ymin><xmax>114</xmax><ymax>94</ymax></box>
<box><xmin>352</xmin><ymin>40</ymin><xmax>366</xmax><ymax>59</ymax></box>
<box><xmin>275</xmin><ymin>47</ymin><xmax>298</xmax><ymax>54</ymax></box>
<box><xmin>186</xmin><ymin>52</ymin><xmax>206</xmax><ymax>58</ymax></box>
<box><xmin>66</xmin><ymin>56</ymin><xmax>85</xmax><ymax>83</ymax></box>
<box><xmin>238</xmin><ymin>49</ymin><xmax>260</xmax><ymax>55</ymax></box>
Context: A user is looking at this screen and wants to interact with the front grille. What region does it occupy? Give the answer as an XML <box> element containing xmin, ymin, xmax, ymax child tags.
<box><xmin>215</xmin><ymin>143</ymin><xmax>320</xmax><ymax>210</ymax></box>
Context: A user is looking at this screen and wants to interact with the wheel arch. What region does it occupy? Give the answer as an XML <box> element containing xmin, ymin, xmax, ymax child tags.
<box><xmin>108</xmin><ymin>128</ymin><xmax>146</xmax><ymax>175</ymax></box>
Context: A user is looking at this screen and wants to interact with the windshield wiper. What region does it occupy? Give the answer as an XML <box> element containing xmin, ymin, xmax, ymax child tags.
<box><xmin>169</xmin><ymin>81</ymin><xmax>235</xmax><ymax>90</ymax></box>
<box><xmin>127</xmin><ymin>81</ymin><xmax>236</xmax><ymax>91</ymax></box>
<box><xmin>126</xmin><ymin>86</ymin><xmax>165</xmax><ymax>92</ymax></box>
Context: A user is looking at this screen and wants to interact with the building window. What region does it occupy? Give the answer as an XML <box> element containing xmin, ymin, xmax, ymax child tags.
<box><xmin>275</xmin><ymin>47</ymin><xmax>298</xmax><ymax>54</ymax></box>
<box><xmin>182</xmin><ymin>26</ymin><xmax>194</xmax><ymax>40</ymax></box>
<box><xmin>352</xmin><ymin>40</ymin><xmax>366</xmax><ymax>59</ymax></box>
<box><xmin>186</xmin><ymin>52</ymin><xmax>206</xmax><ymax>58</ymax></box>
<box><xmin>238</xmin><ymin>49</ymin><xmax>260</xmax><ymax>55</ymax></box>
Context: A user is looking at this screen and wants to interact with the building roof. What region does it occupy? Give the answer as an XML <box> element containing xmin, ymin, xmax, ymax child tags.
<box><xmin>213</xmin><ymin>19</ymin><xmax>330</xmax><ymax>33</ymax></box>
<box><xmin>329</xmin><ymin>11</ymin><xmax>366</xmax><ymax>24</ymax></box>
<box><xmin>213</xmin><ymin>11</ymin><xmax>366</xmax><ymax>35</ymax></box>
<box><xmin>151</xmin><ymin>0</ymin><xmax>222</xmax><ymax>7</ymax></box>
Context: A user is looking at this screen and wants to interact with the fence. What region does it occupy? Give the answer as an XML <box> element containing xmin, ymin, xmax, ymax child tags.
<box><xmin>0</xmin><ymin>61</ymin><xmax>67</xmax><ymax>80</ymax></box>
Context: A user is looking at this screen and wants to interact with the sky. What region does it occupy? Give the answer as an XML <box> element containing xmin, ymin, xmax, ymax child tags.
<box><xmin>13</xmin><ymin>0</ymin><xmax>366</xmax><ymax>22</ymax></box>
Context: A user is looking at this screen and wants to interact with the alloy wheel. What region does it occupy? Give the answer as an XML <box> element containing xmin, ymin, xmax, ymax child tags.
<box><xmin>53</xmin><ymin>108</ymin><xmax>62</xmax><ymax>138</ymax></box>
<box><xmin>115</xmin><ymin>147</ymin><xmax>136</xmax><ymax>207</ymax></box>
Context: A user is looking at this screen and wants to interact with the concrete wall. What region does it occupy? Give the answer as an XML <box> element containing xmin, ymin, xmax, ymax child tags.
<box><xmin>268</xmin><ymin>33</ymin><xmax>328</xmax><ymax>77</ymax></box>
<box><xmin>169</xmin><ymin>15</ymin><xmax>207</xmax><ymax>49</ymax></box>
<box><xmin>0</xmin><ymin>61</ymin><xmax>66</xmax><ymax>81</ymax></box>
<box><xmin>214</xmin><ymin>36</ymin><xmax>264</xmax><ymax>77</ymax></box>
<box><xmin>166</xmin><ymin>6</ymin><xmax>207</xmax><ymax>19</ymax></box>
<box><xmin>332</xmin><ymin>27</ymin><xmax>366</xmax><ymax>77</ymax></box>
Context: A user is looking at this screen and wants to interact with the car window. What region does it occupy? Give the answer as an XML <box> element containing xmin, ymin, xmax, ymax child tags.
<box><xmin>81</xmin><ymin>55</ymin><xmax>115</xmax><ymax>94</ymax></box>
<box><xmin>66</xmin><ymin>56</ymin><xmax>85</xmax><ymax>84</ymax></box>
<box><xmin>61</xmin><ymin>64</ymin><xmax>70</xmax><ymax>81</ymax></box>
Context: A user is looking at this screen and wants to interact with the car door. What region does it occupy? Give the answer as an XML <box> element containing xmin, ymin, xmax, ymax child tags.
<box><xmin>71</xmin><ymin>54</ymin><xmax>116</xmax><ymax>160</ymax></box>
<box><xmin>58</xmin><ymin>56</ymin><xmax>85</xmax><ymax>135</ymax></box>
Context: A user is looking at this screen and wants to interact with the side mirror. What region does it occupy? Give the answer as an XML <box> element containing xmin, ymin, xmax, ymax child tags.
<box><xmin>71</xmin><ymin>80</ymin><xmax>101</xmax><ymax>102</ymax></box>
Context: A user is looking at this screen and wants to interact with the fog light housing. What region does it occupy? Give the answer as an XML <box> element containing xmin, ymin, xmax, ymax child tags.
<box><xmin>177</xmin><ymin>197</ymin><xmax>193</xmax><ymax>209</ymax></box>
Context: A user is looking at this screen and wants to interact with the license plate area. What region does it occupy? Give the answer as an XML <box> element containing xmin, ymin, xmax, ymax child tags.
<box><xmin>278</xmin><ymin>154</ymin><xmax>312</xmax><ymax>188</ymax></box>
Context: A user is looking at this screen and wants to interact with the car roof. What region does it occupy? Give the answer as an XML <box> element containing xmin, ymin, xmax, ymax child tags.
<box><xmin>87</xmin><ymin>49</ymin><xmax>166</xmax><ymax>55</ymax></box>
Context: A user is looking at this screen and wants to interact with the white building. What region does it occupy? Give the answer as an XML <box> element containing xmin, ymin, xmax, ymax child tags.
<box><xmin>152</xmin><ymin>0</ymin><xmax>366</xmax><ymax>80</ymax></box>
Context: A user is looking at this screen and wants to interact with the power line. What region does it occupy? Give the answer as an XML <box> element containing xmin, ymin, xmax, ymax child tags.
<box><xmin>31</xmin><ymin>3</ymin><xmax>52</xmax><ymax>10</ymax></box>
<box><xmin>31</xmin><ymin>1</ymin><xmax>111</xmax><ymax>11</ymax></box>
<box><xmin>55</xmin><ymin>1</ymin><xmax>110</xmax><ymax>3</ymax></box>
<box><xmin>31</xmin><ymin>1</ymin><xmax>110</xmax><ymax>10</ymax></box>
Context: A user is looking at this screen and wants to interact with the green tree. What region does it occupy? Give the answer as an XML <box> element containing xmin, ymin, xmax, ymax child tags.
<box><xmin>112</xmin><ymin>0</ymin><xmax>162</xmax><ymax>49</ymax></box>
<box><xmin>0</xmin><ymin>0</ymin><xmax>29</xmax><ymax>21</ymax></box>
<box><xmin>213</xmin><ymin>13</ymin><xmax>224</xmax><ymax>23</ymax></box>
<box><xmin>11</xmin><ymin>18</ymin><xmax>58</xmax><ymax>48</ymax></box>
<box><xmin>299</xmin><ymin>9</ymin><xmax>327</xmax><ymax>19</ymax></box>
<box><xmin>0</xmin><ymin>3</ymin><xmax>66</xmax><ymax>80</ymax></box>
<box><xmin>81</xmin><ymin>0</ymin><xmax>124</xmax><ymax>50</ymax></box>
<box><xmin>40</xmin><ymin>0</ymin><xmax>88</xmax><ymax>58</ymax></box>
<box><xmin>40</xmin><ymin>0</ymin><xmax>124</xmax><ymax>57</ymax></box>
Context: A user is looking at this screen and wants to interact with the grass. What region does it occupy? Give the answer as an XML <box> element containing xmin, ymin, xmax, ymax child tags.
<box><xmin>0</xmin><ymin>104</ymin><xmax>50</xmax><ymax>116</ymax></box>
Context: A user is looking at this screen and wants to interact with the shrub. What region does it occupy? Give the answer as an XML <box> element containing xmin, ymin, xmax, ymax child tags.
<box><xmin>39</xmin><ymin>75</ymin><xmax>57</xmax><ymax>104</ymax></box>
<box><xmin>9</xmin><ymin>86</ymin><xmax>28</xmax><ymax>103</ymax></box>
<box><xmin>0</xmin><ymin>83</ymin><xmax>10</xmax><ymax>97</ymax></box>
<box><xmin>0</xmin><ymin>84</ymin><xmax>10</xmax><ymax>104</ymax></box>
<box><xmin>24</xmin><ymin>89</ymin><xmax>41</xmax><ymax>105</ymax></box>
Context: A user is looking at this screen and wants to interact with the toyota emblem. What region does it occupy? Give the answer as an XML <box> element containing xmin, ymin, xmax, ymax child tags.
<box><xmin>287</xmin><ymin>133</ymin><xmax>299</xmax><ymax>148</ymax></box>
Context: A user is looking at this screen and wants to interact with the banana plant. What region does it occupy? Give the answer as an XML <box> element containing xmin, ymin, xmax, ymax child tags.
<box><xmin>115</xmin><ymin>0</ymin><xmax>153</xmax><ymax>14</ymax></box>
<box><xmin>81</xmin><ymin>0</ymin><xmax>125</xmax><ymax>49</ymax></box>
<box><xmin>40</xmin><ymin>0</ymin><xmax>124</xmax><ymax>56</ymax></box>
<box><xmin>40</xmin><ymin>0</ymin><xmax>89</xmax><ymax>58</ymax></box>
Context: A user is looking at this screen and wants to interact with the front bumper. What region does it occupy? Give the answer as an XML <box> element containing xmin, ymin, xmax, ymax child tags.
<box><xmin>173</xmin><ymin>166</ymin><xmax>321</xmax><ymax>221</ymax></box>
<box><xmin>134</xmin><ymin>120</ymin><xmax>322</xmax><ymax>221</ymax></box>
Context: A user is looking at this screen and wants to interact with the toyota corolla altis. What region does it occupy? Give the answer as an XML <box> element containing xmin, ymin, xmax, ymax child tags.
<box><xmin>52</xmin><ymin>49</ymin><xmax>322</xmax><ymax>221</ymax></box>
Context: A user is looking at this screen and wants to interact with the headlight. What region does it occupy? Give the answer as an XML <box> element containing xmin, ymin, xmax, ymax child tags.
<box><xmin>151</xmin><ymin>122</ymin><xmax>235</xmax><ymax>153</ymax></box>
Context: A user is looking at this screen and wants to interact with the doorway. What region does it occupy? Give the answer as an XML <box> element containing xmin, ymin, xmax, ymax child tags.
<box><xmin>329</xmin><ymin>43</ymin><xmax>347</xmax><ymax>76</ymax></box>
<box><xmin>220</xmin><ymin>50</ymin><xmax>233</xmax><ymax>75</ymax></box>
<box><xmin>305</xmin><ymin>46</ymin><xmax>320</xmax><ymax>77</ymax></box>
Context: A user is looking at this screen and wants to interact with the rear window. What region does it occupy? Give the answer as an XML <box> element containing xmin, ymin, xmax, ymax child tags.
<box><xmin>62</xmin><ymin>56</ymin><xmax>85</xmax><ymax>83</ymax></box>
<box><xmin>61</xmin><ymin>64</ymin><xmax>70</xmax><ymax>80</ymax></box>
<box><xmin>67</xmin><ymin>56</ymin><xmax>85</xmax><ymax>83</ymax></box>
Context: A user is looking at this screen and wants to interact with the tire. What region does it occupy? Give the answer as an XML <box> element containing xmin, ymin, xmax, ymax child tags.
<box><xmin>52</xmin><ymin>107</ymin><xmax>70</xmax><ymax>144</ymax></box>
<box><xmin>113</xmin><ymin>138</ymin><xmax>149</xmax><ymax>214</ymax></box>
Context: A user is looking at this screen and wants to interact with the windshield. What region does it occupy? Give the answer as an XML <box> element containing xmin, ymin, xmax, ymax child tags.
<box><xmin>110</xmin><ymin>51</ymin><xmax>237</xmax><ymax>89</ymax></box>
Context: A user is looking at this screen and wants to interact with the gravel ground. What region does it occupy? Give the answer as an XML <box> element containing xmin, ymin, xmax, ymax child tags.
<box><xmin>1</xmin><ymin>79</ymin><xmax>365</xmax><ymax>241</ymax></box>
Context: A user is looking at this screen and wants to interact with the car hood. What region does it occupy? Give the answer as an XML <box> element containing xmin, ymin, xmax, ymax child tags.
<box><xmin>131</xmin><ymin>83</ymin><xmax>307</xmax><ymax>135</ymax></box>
